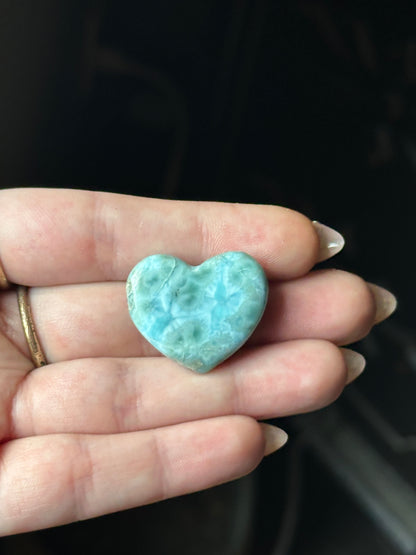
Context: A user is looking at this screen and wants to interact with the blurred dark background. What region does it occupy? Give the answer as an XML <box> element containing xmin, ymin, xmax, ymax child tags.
<box><xmin>0</xmin><ymin>1</ymin><xmax>415</xmax><ymax>554</ymax></box>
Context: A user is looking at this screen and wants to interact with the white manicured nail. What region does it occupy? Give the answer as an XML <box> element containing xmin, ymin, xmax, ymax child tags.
<box><xmin>342</xmin><ymin>348</ymin><xmax>366</xmax><ymax>384</ymax></box>
<box><xmin>313</xmin><ymin>221</ymin><xmax>345</xmax><ymax>262</ymax></box>
<box><xmin>367</xmin><ymin>283</ymin><xmax>397</xmax><ymax>324</ymax></box>
<box><xmin>260</xmin><ymin>423</ymin><xmax>289</xmax><ymax>456</ymax></box>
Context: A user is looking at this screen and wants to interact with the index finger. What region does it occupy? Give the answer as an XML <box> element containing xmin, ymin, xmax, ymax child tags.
<box><xmin>0</xmin><ymin>188</ymin><xmax>321</xmax><ymax>286</ymax></box>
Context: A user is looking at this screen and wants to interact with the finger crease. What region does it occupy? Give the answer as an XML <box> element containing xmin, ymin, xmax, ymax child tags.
<box><xmin>70</xmin><ymin>435</ymin><xmax>96</xmax><ymax>522</ymax></box>
<box><xmin>91</xmin><ymin>192</ymin><xmax>118</xmax><ymax>282</ymax></box>
<box><xmin>150</xmin><ymin>431</ymin><xmax>170</xmax><ymax>501</ymax></box>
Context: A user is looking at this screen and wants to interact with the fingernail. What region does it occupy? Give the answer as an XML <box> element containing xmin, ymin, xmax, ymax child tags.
<box><xmin>342</xmin><ymin>348</ymin><xmax>366</xmax><ymax>384</ymax></box>
<box><xmin>312</xmin><ymin>221</ymin><xmax>345</xmax><ymax>262</ymax></box>
<box><xmin>260</xmin><ymin>423</ymin><xmax>288</xmax><ymax>456</ymax></box>
<box><xmin>367</xmin><ymin>283</ymin><xmax>398</xmax><ymax>324</ymax></box>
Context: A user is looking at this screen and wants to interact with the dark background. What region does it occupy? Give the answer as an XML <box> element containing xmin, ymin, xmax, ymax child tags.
<box><xmin>0</xmin><ymin>1</ymin><xmax>415</xmax><ymax>554</ymax></box>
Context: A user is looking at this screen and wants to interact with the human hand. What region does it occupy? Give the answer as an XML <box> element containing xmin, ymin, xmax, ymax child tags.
<box><xmin>0</xmin><ymin>188</ymin><xmax>396</xmax><ymax>535</ymax></box>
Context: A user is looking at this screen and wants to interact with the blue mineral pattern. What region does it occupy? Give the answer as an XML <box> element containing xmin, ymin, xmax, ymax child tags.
<box><xmin>127</xmin><ymin>252</ymin><xmax>268</xmax><ymax>373</ymax></box>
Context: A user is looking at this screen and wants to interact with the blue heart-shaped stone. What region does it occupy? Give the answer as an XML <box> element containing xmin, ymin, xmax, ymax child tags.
<box><xmin>126</xmin><ymin>252</ymin><xmax>268</xmax><ymax>373</ymax></box>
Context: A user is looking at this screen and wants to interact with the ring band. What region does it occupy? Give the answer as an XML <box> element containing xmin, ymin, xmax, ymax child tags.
<box><xmin>0</xmin><ymin>259</ymin><xmax>10</xmax><ymax>289</ymax></box>
<box><xmin>17</xmin><ymin>286</ymin><xmax>47</xmax><ymax>368</ymax></box>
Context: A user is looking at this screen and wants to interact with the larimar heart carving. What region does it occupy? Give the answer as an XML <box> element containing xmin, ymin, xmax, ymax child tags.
<box><xmin>126</xmin><ymin>252</ymin><xmax>268</xmax><ymax>373</ymax></box>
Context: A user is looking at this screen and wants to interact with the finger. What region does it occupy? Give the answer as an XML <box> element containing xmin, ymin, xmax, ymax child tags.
<box><xmin>0</xmin><ymin>270</ymin><xmax>389</xmax><ymax>363</ymax></box>
<box><xmin>261</xmin><ymin>269</ymin><xmax>381</xmax><ymax>346</ymax></box>
<box><xmin>0</xmin><ymin>188</ymin><xmax>322</xmax><ymax>286</ymax></box>
<box><xmin>11</xmin><ymin>340</ymin><xmax>352</xmax><ymax>437</ymax></box>
<box><xmin>0</xmin><ymin>332</ymin><xmax>32</xmax><ymax>441</ymax></box>
<box><xmin>0</xmin><ymin>416</ymin><xmax>285</xmax><ymax>535</ymax></box>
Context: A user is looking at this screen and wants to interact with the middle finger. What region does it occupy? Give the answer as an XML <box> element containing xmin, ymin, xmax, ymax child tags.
<box><xmin>0</xmin><ymin>269</ymin><xmax>382</xmax><ymax>363</ymax></box>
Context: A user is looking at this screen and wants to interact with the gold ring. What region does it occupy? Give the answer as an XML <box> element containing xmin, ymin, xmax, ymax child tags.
<box><xmin>0</xmin><ymin>258</ymin><xmax>10</xmax><ymax>289</ymax></box>
<box><xmin>17</xmin><ymin>286</ymin><xmax>47</xmax><ymax>368</ymax></box>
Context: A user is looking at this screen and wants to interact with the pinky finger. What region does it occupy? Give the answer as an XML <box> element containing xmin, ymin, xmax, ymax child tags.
<box><xmin>0</xmin><ymin>416</ymin><xmax>287</xmax><ymax>536</ymax></box>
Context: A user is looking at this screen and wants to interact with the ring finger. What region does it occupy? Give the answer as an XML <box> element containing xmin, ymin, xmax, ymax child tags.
<box><xmin>11</xmin><ymin>339</ymin><xmax>354</xmax><ymax>438</ymax></box>
<box><xmin>0</xmin><ymin>269</ymin><xmax>394</xmax><ymax>364</ymax></box>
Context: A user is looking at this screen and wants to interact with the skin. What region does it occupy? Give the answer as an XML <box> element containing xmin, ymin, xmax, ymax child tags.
<box><xmin>0</xmin><ymin>188</ymin><xmax>387</xmax><ymax>535</ymax></box>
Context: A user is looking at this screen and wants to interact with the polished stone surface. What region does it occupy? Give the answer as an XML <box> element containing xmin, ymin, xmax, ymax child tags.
<box><xmin>127</xmin><ymin>252</ymin><xmax>268</xmax><ymax>373</ymax></box>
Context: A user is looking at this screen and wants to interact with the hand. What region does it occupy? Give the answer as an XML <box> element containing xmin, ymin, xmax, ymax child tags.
<box><xmin>0</xmin><ymin>188</ymin><xmax>396</xmax><ymax>535</ymax></box>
